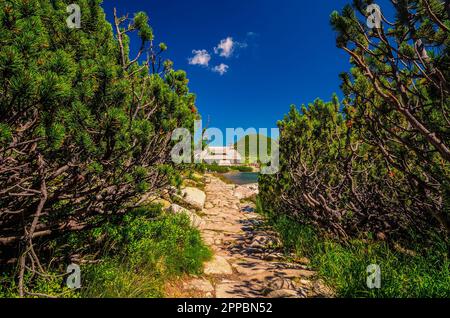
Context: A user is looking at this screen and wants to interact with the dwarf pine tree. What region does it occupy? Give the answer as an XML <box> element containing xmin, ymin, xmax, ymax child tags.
<box><xmin>0</xmin><ymin>0</ymin><xmax>198</xmax><ymax>295</ymax></box>
<box><xmin>331</xmin><ymin>0</ymin><xmax>449</xmax><ymax>238</ymax></box>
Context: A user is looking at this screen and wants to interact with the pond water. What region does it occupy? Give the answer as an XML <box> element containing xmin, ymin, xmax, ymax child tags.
<box><xmin>222</xmin><ymin>172</ymin><xmax>259</xmax><ymax>185</ymax></box>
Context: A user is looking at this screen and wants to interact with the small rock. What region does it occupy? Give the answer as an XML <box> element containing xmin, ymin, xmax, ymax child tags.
<box><xmin>376</xmin><ymin>232</ymin><xmax>387</xmax><ymax>241</ymax></box>
<box><xmin>251</xmin><ymin>235</ymin><xmax>279</xmax><ymax>248</ymax></box>
<box><xmin>167</xmin><ymin>186</ymin><xmax>178</xmax><ymax>194</ymax></box>
<box><xmin>243</xmin><ymin>247</ymin><xmax>264</xmax><ymax>255</ymax></box>
<box><xmin>293</xmin><ymin>279</ymin><xmax>313</xmax><ymax>291</ymax></box>
<box><xmin>299</xmin><ymin>279</ymin><xmax>312</xmax><ymax>286</ymax></box>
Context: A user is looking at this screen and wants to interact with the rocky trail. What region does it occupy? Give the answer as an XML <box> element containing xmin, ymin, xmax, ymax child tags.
<box><xmin>168</xmin><ymin>175</ymin><xmax>333</xmax><ymax>298</ymax></box>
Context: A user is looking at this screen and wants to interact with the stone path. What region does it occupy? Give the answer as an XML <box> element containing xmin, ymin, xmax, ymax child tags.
<box><xmin>174</xmin><ymin>175</ymin><xmax>333</xmax><ymax>298</ymax></box>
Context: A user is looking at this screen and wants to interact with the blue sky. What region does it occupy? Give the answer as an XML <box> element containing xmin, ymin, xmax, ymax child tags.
<box><xmin>101</xmin><ymin>0</ymin><xmax>390</xmax><ymax>145</ymax></box>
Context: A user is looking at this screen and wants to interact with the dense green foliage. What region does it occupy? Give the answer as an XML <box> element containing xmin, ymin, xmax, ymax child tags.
<box><xmin>203</xmin><ymin>163</ymin><xmax>253</xmax><ymax>173</ymax></box>
<box><xmin>259</xmin><ymin>0</ymin><xmax>449</xmax><ymax>296</ymax></box>
<box><xmin>260</xmin><ymin>0</ymin><xmax>449</xmax><ymax>245</ymax></box>
<box><xmin>258</xmin><ymin>201</ymin><xmax>450</xmax><ymax>297</ymax></box>
<box><xmin>331</xmin><ymin>0</ymin><xmax>450</xmax><ymax>236</ymax></box>
<box><xmin>0</xmin><ymin>0</ymin><xmax>199</xmax><ymax>296</ymax></box>
<box><xmin>0</xmin><ymin>205</ymin><xmax>211</xmax><ymax>298</ymax></box>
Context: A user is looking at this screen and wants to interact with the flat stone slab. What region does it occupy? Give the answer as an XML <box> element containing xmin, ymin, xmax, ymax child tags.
<box><xmin>183</xmin><ymin>278</ymin><xmax>214</xmax><ymax>293</ymax></box>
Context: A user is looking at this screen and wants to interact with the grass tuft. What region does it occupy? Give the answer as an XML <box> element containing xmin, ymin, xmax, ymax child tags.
<box><xmin>81</xmin><ymin>208</ymin><xmax>212</xmax><ymax>298</ymax></box>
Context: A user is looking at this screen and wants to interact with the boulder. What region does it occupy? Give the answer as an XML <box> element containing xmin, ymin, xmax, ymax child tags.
<box><xmin>180</xmin><ymin>187</ymin><xmax>206</xmax><ymax>210</ymax></box>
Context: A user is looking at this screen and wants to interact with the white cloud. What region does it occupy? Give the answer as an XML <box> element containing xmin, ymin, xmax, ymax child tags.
<box><xmin>214</xmin><ymin>37</ymin><xmax>235</xmax><ymax>58</ymax></box>
<box><xmin>188</xmin><ymin>35</ymin><xmax>253</xmax><ymax>75</ymax></box>
<box><xmin>212</xmin><ymin>63</ymin><xmax>229</xmax><ymax>75</ymax></box>
<box><xmin>188</xmin><ymin>49</ymin><xmax>211</xmax><ymax>66</ymax></box>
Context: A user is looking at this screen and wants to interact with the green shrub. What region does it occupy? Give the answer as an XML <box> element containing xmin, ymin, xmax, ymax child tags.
<box><xmin>80</xmin><ymin>207</ymin><xmax>211</xmax><ymax>298</ymax></box>
<box><xmin>1</xmin><ymin>205</ymin><xmax>211</xmax><ymax>298</ymax></box>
